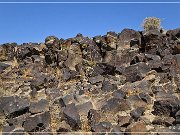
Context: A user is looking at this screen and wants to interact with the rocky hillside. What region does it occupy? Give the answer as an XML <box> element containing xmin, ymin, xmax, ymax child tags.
<box><xmin>0</xmin><ymin>28</ymin><xmax>180</xmax><ymax>134</ymax></box>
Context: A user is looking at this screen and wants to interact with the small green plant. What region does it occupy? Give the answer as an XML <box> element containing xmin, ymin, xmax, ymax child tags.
<box><xmin>142</xmin><ymin>17</ymin><xmax>161</xmax><ymax>31</ymax></box>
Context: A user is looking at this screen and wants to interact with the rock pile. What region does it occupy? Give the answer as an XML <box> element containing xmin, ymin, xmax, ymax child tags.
<box><xmin>0</xmin><ymin>28</ymin><xmax>180</xmax><ymax>134</ymax></box>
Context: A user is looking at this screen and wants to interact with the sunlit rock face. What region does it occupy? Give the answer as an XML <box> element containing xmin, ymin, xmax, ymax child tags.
<box><xmin>0</xmin><ymin>28</ymin><xmax>180</xmax><ymax>134</ymax></box>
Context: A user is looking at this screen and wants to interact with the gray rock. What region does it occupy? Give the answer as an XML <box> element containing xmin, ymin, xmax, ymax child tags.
<box><xmin>88</xmin><ymin>75</ymin><xmax>104</xmax><ymax>85</ymax></box>
<box><xmin>0</xmin><ymin>96</ymin><xmax>30</xmax><ymax>117</ymax></box>
<box><xmin>62</xmin><ymin>103</ymin><xmax>81</xmax><ymax>130</ymax></box>
<box><xmin>76</xmin><ymin>101</ymin><xmax>93</xmax><ymax>116</ymax></box>
<box><xmin>125</xmin><ymin>121</ymin><xmax>147</xmax><ymax>135</ymax></box>
<box><xmin>153</xmin><ymin>99</ymin><xmax>180</xmax><ymax>117</ymax></box>
<box><xmin>117</xmin><ymin>115</ymin><xmax>131</xmax><ymax>127</ymax></box>
<box><xmin>0</xmin><ymin>62</ymin><xmax>10</xmax><ymax>73</ymax></box>
<box><xmin>122</xmin><ymin>62</ymin><xmax>151</xmax><ymax>82</ymax></box>
<box><xmin>23</xmin><ymin>112</ymin><xmax>50</xmax><ymax>132</ymax></box>
<box><xmin>91</xmin><ymin>121</ymin><xmax>112</xmax><ymax>133</ymax></box>
<box><xmin>101</xmin><ymin>98</ymin><xmax>131</xmax><ymax>114</ymax></box>
<box><xmin>117</xmin><ymin>29</ymin><xmax>141</xmax><ymax>50</ymax></box>
<box><xmin>29</xmin><ymin>99</ymin><xmax>49</xmax><ymax>114</ymax></box>
<box><xmin>101</xmin><ymin>80</ymin><xmax>117</xmax><ymax>92</ymax></box>
<box><xmin>87</xmin><ymin>109</ymin><xmax>101</xmax><ymax>126</ymax></box>
<box><xmin>130</xmin><ymin>107</ymin><xmax>145</xmax><ymax>120</ymax></box>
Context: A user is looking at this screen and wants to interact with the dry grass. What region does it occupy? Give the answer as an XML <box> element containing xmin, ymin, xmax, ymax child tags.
<box><xmin>49</xmin><ymin>103</ymin><xmax>61</xmax><ymax>132</ymax></box>
<box><xmin>81</xmin><ymin>117</ymin><xmax>91</xmax><ymax>132</ymax></box>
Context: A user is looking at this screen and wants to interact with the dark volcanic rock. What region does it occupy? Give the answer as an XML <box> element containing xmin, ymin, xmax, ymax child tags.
<box><xmin>91</xmin><ymin>121</ymin><xmax>112</xmax><ymax>133</ymax></box>
<box><xmin>152</xmin><ymin>116</ymin><xmax>175</xmax><ymax>126</ymax></box>
<box><xmin>105</xmin><ymin>31</ymin><xmax>118</xmax><ymax>50</ymax></box>
<box><xmin>88</xmin><ymin>75</ymin><xmax>104</xmax><ymax>85</ymax></box>
<box><xmin>117</xmin><ymin>29</ymin><xmax>141</xmax><ymax>50</ymax></box>
<box><xmin>82</xmin><ymin>44</ymin><xmax>102</xmax><ymax>62</ymax></box>
<box><xmin>153</xmin><ymin>99</ymin><xmax>180</xmax><ymax>117</ymax></box>
<box><xmin>0</xmin><ymin>96</ymin><xmax>29</xmax><ymax>117</ymax></box>
<box><xmin>62</xmin><ymin>103</ymin><xmax>81</xmax><ymax>130</ymax></box>
<box><xmin>76</xmin><ymin>101</ymin><xmax>93</xmax><ymax>116</ymax></box>
<box><xmin>29</xmin><ymin>99</ymin><xmax>49</xmax><ymax>114</ymax></box>
<box><xmin>0</xmin><ymin>43</ymin><xmax>17</xmax><ymax>61</ymax></box>
<box><xmin>125</xmin><ymin>121</ymin><xmax>147</xmax><ymax>135</ymax></box>
<box><xmin>167</xmin><ymin>28</ymin><xmax>180</xmax><ymax>40</ymax></box>
<box><xmin>175</xmin><ymin>110</ymin><xmax>180</xmax><ymax>124</ymax></box>
<box><xmin>130</xmin><ymin>107</ymin><xmax>145</xmax><ymax>120</ymax></box>
<box><xmin>87</xmin><ymin>109</ymin><xmax>101</xmax><ymax>126</ymax></box>
<box><xmin>2</xmin><ymin>124</ymin><xmax>15</xmax><ymax>135</ymax></box>
<box><xmin>17</xmin><ymin>44</ymin><xmax>40</xmax><ymax>61</ymax></box>
<box><xmin>101</xmin><ymin>80</ymin><xmax>117</xmax><ymax>92</ymax></box>
<box><xmin>23</xmin><ymin>111</ymin><xmax>50</xmax><ymax>132</ymax></box>
<box><xmin>45</xmin><ymin>36</ymin><xmax>59</xmax><ymax>49</ymax></box>
<box><xmin>117</xmin><ymin>115</ymin><xmax>131</xmax><ymax>127</ymax></box>
<box><xmin>101</xmin><ymin>98</ymin><xmax>131</xmax><ymax>114</ymax></box>
<box><xmin>121</xmin><ymin>62</ymin><xmax>151</xmax><ymax>82</ymax></box>
<box><xmin>1</xmin><ymin>28</ymin><xmax>180</xmax><ymax>134</ymax></box>
<box><xmin>64</xmin><ymin>44</ymin><xmax>82</xmax><ymax>71</ymax></box>
<box><xmin>112</xmin><ymin>89</ymin><xmax>126</xmax><ymax>99</ymax></box>
<box><xmin>0</xmin><ymin>62</ymin><xmax>11</xmax><ymax>73</ymax></box>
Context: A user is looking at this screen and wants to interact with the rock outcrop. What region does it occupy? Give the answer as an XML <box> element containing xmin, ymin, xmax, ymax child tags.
<box><xmin>0</xmin><ymin>28</ymin><xmax>180</xmax><ymax>134</ymax></box>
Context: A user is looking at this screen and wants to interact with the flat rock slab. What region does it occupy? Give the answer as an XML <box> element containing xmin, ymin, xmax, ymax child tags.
<box><xmin>29</xmin><ymin>99</ymin><xmax>49</xmax><ymax>114</ymax></box>
<box><xmin>0</xmin><ymin>96</ymin><xmax>30</xmax><ymax>117</ymax></box>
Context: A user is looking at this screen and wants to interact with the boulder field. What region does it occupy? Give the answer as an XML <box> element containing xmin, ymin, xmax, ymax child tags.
<box><xmin>0</xmin><ymin>28</ymin><xmax>180</xmax><ymax>134</ymax></box>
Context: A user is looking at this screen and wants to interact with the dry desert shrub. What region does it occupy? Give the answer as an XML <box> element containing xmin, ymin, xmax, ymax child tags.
<box><xmin>142</xmin><ymin>17</ymin><xmax>161</xmax><ymax>31</ymax></box>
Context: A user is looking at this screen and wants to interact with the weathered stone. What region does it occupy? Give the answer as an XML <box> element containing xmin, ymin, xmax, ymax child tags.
<box><xmin>122</xmin><ymin>62</ymin><xmax>151</xmax><ymax>82</ymax></box>
<box><xmin>45</xmin><ymin>36</ymin><xmax>59</xmax><ymax>49</ymax></box>
<box><xmin>126</xmin><ymin>121</ymin><xmax>147</xmax><ymax>135</ymax></box>
<box><xmin>87</xmin><ymin>109</ymin><xmax>101</xmax><ymax>126</ymax></box>
<box><xmin>117</xmin><ymin>115</ymin><xmax>131</xmax><ymax>127</ymax></box>
<box><xmin>167</xmin><ymin>28</ymin><xmax>180</xmax><ymax>40</ymax></box>
<box><xmin>45</xmin><ymin>88</ymin><xmax>62</xmax><ymax>100</ymax></box>
<box><xmin>0</xmin><ymin>62</ymin><xmax>11</xmax><ymax>73</ymax></box>
<box><xmin>23</xmin><ymin>112</ymin><xmax>50</xmax><ymax>132</ymax></box>
<box><xmin>2</xmin><ymin>124</ymin><xmax>15</xmax><ymax>135</ymax></box>
<box><xmin>30</xmin><ymin>75</ymin><xmax>46</xmax><ymax>91</ymax></box>
<box><xmin>139</xmin><ymin>93</ymin><xmax>152</xmax><ymax>104</ymax></box>
<box><xmin>29</xmin><ymin>99</ymin><xmax>49</xmax><ymax>114</ymax></box>
<box><xmin>130</xmin><ymin>107</ymin><xmax>145</xmax><ymax>120</ymax></box>
<box><xmin>175</xmin><ymin>110</ymin><xmax>180</xmax><ymax>124</ymax></box>
<box><xmin>56</xmin><ymin>121</ymin><xmax>72</xmax><ymax>132</ymax></box>
<box><xmin>0</xmin><ymin>96</ymin><xmax>29</xmax><ymax>117</ymax></box>
<box><xmin>7</xmin><ymin>113</ymin><xmax>30</xmax><ymax>128</ymax></box>
<box><xmin>0</xmin><ymin>43</ymin><xmax>17</xmax><ymax>61</ymax></box>
<box><xmin>62</xmin><ymin>103</ymin><xmax>81</xmax><ymax>130</ymax></box>
<box><xmin>17</xmin><ymin>44</ymin><xmax>40</xmax><ymax>61</ymax></box>
<box><xmin>112</xmin><ymin>90</ymin><xmax>126</xmax><ymax>99</ymax></box>
<box><xmin>153</xmin><ymin>99</ymin><xmax>180</xmax><ymax>117</ymax></box>
<box><xmin>121</xmin><ymin>80</ymin><xmax>151</xmax><ymax>96</ymax></box>
<box><xmin>143</xmin><ymin>30</ymin><xmax>163</xmax><ymax>55</ymax></box>
<box><xmin>152</xmin><ymin>116</ymin><xmax>175</xmax><ymax>126</ymax></box>
<box><xmin>88</xmin><ymin>75</ymin><xmax>104</xmax><ymax>85</ymax></box>
<box><xmin>76</xmin><ymin>101</ymin><xmax>93</xmax><ymax>116</ymax></box>
<box><xmin>105</xmin><ymin>31</ymin><xmax>118</xmax><ymax>50</ymax></box>
<box><xmin>64</xmin><ymin>44</ymin><xmax>82</xmax><ymax>71</ymax></box>
<box><xmin>59</xmin><ymin>94</ymin><xmax>76</xmax><ymax>107</ymax></box>
<box><xmin>104</xmin><ymin>49</ymin><xmax>138</xmax><ymax>67</ymax></box>
<box><xmin>91</xmin><ymin>121</ymin><xmax>112</xmax><ymax>133</ymax></box>
<box><xmin>101</xmin><ymin>98</ymin><xmax>131</xmax><ymax>114</ymax></box>
<box><xmin>82</xmin><ymin>44</ymin><xmax>102</xmax><ymax>62</ymax></box>
<box><xmin>128</xmin><ymin>95</ymin><xmax>147</xmax><ymax>108</ymax></box>
<box><xmin>117</xmin><ymin>29</ymin><xmax>141</xmax><ymax>50</ymax></box>
<box><xmin>101</xmin><ymin>80</ymin><xmax>117</xmax><ymax>92</ymax></box>
<box><xmin>110</xmin><ymin>125</ymin><xmax>124</xmax><ymax>135</ymax></box>
<box><xmin>91</xmin><ymin>63</ymin><xmax>116</xmax><ymax>76</ymax></box>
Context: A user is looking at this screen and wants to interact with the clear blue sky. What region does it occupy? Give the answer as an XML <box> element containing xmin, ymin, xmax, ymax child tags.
<box><xmin>0</xmin><ymin>0</ymin><xmax>179</xmax><ymax>44</ymax></box>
